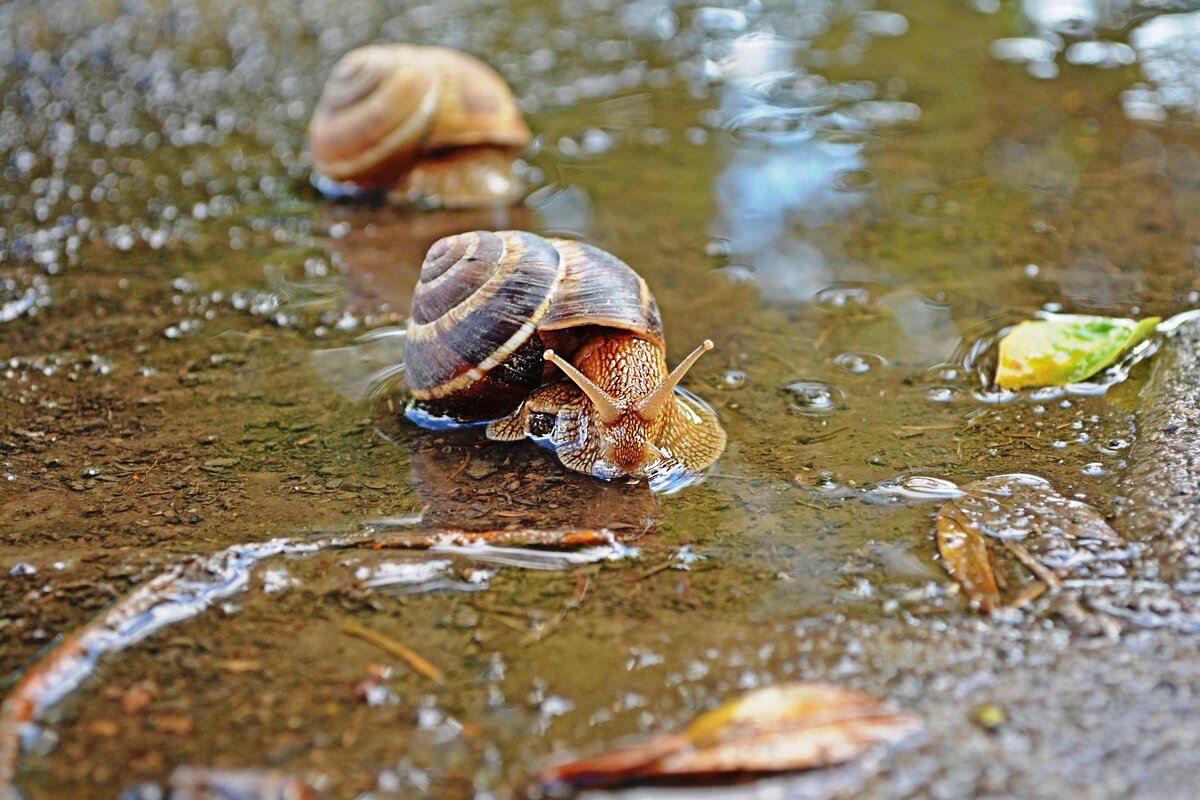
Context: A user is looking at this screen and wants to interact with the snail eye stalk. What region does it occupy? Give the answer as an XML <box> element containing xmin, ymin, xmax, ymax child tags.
<box><xmin>544</xmin><ymin>349</ymin><xmax>623</xmax><ymax>424</ymax></box>
<box><xmin>636</xmin><ymin>340</ymin><xmax>713</xmax><ymax>422</ymax></box>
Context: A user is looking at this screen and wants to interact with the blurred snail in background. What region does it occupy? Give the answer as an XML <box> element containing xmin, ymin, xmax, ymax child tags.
<box><xmin>404</xmin><ymin>230</ymin><xmax>726</xmax><ymax>488</ymax></box>
<box><xmin>309</xmin><ymin>45</ymin><xmax>532</xmax><ymax>209</ymax></box>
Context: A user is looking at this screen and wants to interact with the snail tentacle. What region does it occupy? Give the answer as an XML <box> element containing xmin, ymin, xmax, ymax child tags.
<box><xmin>636</xmin><ymin>340</ymin><xmax>714</xmax><ymax>422</ymax></box>
<box><xmin>543</xmin><ymin>350</ymin><xmax>622</xmax><ymax>424</ymax></box>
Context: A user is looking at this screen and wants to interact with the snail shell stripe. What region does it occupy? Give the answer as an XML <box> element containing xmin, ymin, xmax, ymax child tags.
<box><xmin>406</xmin><ymin>232</ymin><xmax>564</xmax><ymax>400</ymax></box>
<box><xmin>423</xmin><ymin>49</ymin><xmax>531</xmax><ymax>151</ymax></box>
<box><xmin>310</xmin><ymin>45</ymin><xmax>530</xmax><ymax>189</ymax></box>
<box><xmin>310</xmin><ymin>46</ymin><xmax>443</xmax><ymax>184</ymax></box>
<box><xmin>541</xmin><ymin>239</ymin><xmax>664</xmax><ymax>346</ymax></box>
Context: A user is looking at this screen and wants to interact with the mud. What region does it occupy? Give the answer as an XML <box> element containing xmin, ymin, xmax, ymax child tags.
<box><xmin>4</xmin><ymin>0</ymin><xmax>1200</xmax><ymax>798</ymax></box>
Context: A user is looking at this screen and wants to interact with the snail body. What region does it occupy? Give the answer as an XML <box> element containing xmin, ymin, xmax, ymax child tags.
<box><xmin>404</xmin><ymin>231</ymin><xmax>726</xmax><ymax>484</ymax></box>
<box><xmin>309</xmin><ymin>45</ymin><xmax>532</xmax><ymax>208</ymax></box>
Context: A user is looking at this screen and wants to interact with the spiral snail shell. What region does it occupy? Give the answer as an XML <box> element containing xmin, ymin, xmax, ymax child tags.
<box><xmin>309</xmin><ymin>45</ymin><xmax>532</xmax><ymax>208</ymax></box>
<box><xmin>404</xmin><ymin>231</ymin><xmax>726</xmax><ymax>484</ymax></box>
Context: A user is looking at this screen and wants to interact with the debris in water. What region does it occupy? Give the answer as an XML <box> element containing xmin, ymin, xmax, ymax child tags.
<box><xmin>537</xmin><ymin>683</ymin><xmax>920</xmax><ymax>788</ymax></box>
<box><xmin>342</xmin><ymin>619</ymin><xmax>446</xmax><ymax>685</ymax></box>
<box><xmin>934</xmin><ymin>474</ymin><xmax>1128</xmax><ymax>614</ymax></box>
<box><xmin>936</xmin><ymin>506</ymin><xmax>1002</xmax><ymax>613</ymax></box>
<box><xmin>169</xmin><ymin>766</ymin><xmax>315</xmax><ymax>800</ymax></box>
<box><xmin>972</xmin><ymin>704</ymin><xmax>1007</xmax><ymax>730</ymax></box>
<box><xmin>0</xmin><ymin>525</ymin><xmax>629</xmax><ymax>791</ymax></box>
<box><xmin>995</xmin><ymin>313</ymin><xmax>1159</xmax><ymax>389</ymax></box>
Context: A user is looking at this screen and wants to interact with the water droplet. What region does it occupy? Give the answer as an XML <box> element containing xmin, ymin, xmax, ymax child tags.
<box><xmin>833</xmin><ymin>168</ymin><xmax>876</xmax><ymax>192</ymax></box>
<box><xmin>833</xmin><ymin>352</ymin><xmax>885</xmax><ymax>374</ymax></box>
<box><xmin>926</xmin><ymin>387</ymin><xmax>958</xmax><ymax>403</ymax></box>
<box><xmin>904</xmin><ymin>188</ymin><xmax>950</xmax><ymax>219</ymax></box>
<box><xmin>557</xmin><ymin>128</ymin><xmax>618</xmax><ymax>159</ymax></box>
<box><xmin>693</xmin><ymin>6</ymin><xmax>748</xmax><ymax>34</ymax></box>
<box><xmin>855</xmin><ymin>10</ymin><xmax>909</xmax><ymax>37</ymax></box>
<box><xmin>709</xmin><ymin>265</ymin><xmax>756</xmax><ymax>284</ymax></box>
<box><xmin>705</xmin><ymin>239</ymin><xmax>731</xmax><ymax>258</ymax></box>
<box><xmin>813</xmin><ymin>471</ymin><xmax>840</xmax><ymax>491</ymax></box>
<box><xmin>813</xmin><ymin>283</ymin><xmax>883</xmax><ymax>316</ymax></box>
<box><xmin>712</xmin><ymin>369</ymin><xmax>748</xmax><ymax>390</ymax></box>
<box><xmin>1028</xmin><ymin>386</ymin><xmax>1065</xmax><ymax>402</ymax></box>
<box><xmin>813</xmin><ymin>129</ymin><xmax>874</xmax><ymax>152</ymax></box>
<box><xmin>926</xmin><ymin>364</ymin><xmax>962</xmax><ymax>383</ymax></box>
<box><xmin>782</xmin><ymin>380</ymin><xmax>845</xmax><ymax>414</ymax></box>
<box><xmin>758</xmin><ymin>72</ymin><xmax>836</xmax><ymax>111</ymax></box>
<box><xmin>725</xmin><ymin>106</ymin><xmax>816</xmax><ymax>146</ymax></box>
<box><xmin>1100</xmin><ymin>438</ymin><xmax>1129</xmax><ymax>455</ymax></box>
<box><xmin>1066</xmin><ymin>41</ymin><xmax>1135</xmax><ymax>69</ymax></box>
<box><xmin>874</xmin><ymin>475</ymin><xmax>963</xmax><ymax>500</ymax></box>
<box><xmin>1082</xmin><ymin>462</ymin><xmax>1108</xmax><ymax>476</ymax></box>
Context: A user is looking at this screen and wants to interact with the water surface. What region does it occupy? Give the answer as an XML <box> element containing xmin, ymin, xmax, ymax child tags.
<box><xmin>3</xmin><ymin>0</ymin><xmax>1200</xmax><ymax>797</ymax></box>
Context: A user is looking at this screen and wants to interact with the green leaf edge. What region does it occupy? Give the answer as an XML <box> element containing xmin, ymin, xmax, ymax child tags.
<box><xmin>995</xmin><ymin>313</ymin><xmax>1161</xmax><ymax>389</ymax></box>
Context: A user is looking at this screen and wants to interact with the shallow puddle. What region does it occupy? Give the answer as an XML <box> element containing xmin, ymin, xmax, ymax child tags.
<box><xmin>3</xmin><ymin>0</ymin><xmax>1200</xmax><ymax>797</ymax></box>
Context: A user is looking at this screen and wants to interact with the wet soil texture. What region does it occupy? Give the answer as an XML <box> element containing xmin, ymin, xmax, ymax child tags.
<box><xmin>3</xmin><ymin>1</ymin><xmax>1200</xmax><ymax>798</ymax></box>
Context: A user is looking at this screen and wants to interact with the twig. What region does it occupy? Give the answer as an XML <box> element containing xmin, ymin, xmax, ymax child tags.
<box><xmin>1004</xmin><ymin>541</ymin><xmax>1061</xmax><ymax>591</ymax></box>
<box><xmin>569</xmin><ymin>569</ymin><xmax>589</xmax><ymax>610</ymax></box>
<box><xmin>448</xmin><ymin>452</ymin><xmax>472</xmax><ymax>480</ymax></box>
<box><xmin>635</xmin><ymin>562</ymin><xmax>673</xmax><ymax>581</ymax></box>
<box><xmin>479</xmin><ymin>610</ymin><xmax>533</xmax><ymax>634</ymax></box>
<box><xmin>342</xmin><ymin>619</ymin><xmax>445</xmax><ymax>685</ymax></box>
<box><xmin>0</xmin><ymin>524</ymin><xmax>625</xmax><ymax>793</ymax></box>
<box><xmin>1008</xmin><ymin>580</ymin><xmax>1047</xmax><ymax>609</ymax></box>
<box><xmin>799</xmin><ymin>426</ymin><xmax>849</xmax><ymax>445</ymax></box>
<box><xmin>471</xmin><ymin>601</ymin><xmax>540</xmax><ymax>620</ymax></box>
<box><xmin>374</xmin><ymin>527</ymin><xmax>617</xmax><ymax>549</ymax></box>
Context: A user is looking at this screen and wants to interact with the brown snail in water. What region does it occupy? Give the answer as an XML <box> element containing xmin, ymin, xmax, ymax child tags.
<box><xmin>309</xmin><ymin>45</ymin><xmax>532</xmax><ymax>209</ymax></box>
<box><xmin>404</xmin><ymin>231</ymin><xmax>726</xmax><ymax>487</ymax></box>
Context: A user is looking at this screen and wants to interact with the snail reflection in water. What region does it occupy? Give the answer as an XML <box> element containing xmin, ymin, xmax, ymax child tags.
<box><xmin>404</xmin><ymin>231</ymin><xmax>726</xmax><ymax>489</ymax></box>
<box><xmin>309</xmin><ymin>44</ymin><xmax>532</xmax><ymax>209</ymax></box>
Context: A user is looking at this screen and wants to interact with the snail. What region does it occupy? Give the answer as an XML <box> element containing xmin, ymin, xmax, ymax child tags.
<box><xmin>403</xmin><ymin>230</ymin><xmax>726</xmax><ymax>485</ymax></box>
<box><xmin>309</xmin><ymin>45</ymin><xmax>532</xmax><ymax>209</ymax></box>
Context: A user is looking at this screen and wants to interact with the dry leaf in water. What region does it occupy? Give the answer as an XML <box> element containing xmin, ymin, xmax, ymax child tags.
<box><xmin>935</xmin><ymin>474</ymin><xmax>1125</xmax><ymax>612</ymax></box>
<box><xmin>537</xmin><ymin>683</ymin><xmax>921</xmax><ymax>789</ymax></box>
<box><xmin>995</xmin><ymin>313</ymin><xmax>1159</xmax><ymax>389</ymax></box>
<box><xmin>936</xmin><ymin>506</ymin><xmax>1002</xmax><ymax>612</ymax></box>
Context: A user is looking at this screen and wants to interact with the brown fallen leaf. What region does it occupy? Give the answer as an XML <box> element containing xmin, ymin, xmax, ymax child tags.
<box><xmin>537</xmin><ymin>683</ymin><xmax>920</xmax><ymax>789</ymax></box>
<box><xmin>934</xmin><ymin>474</ymin><xmax>1124</xmax><ymax>613</ymax></box>
<box><xmin>935</xmin><ymin>506</ymin><xmax>1001</xmax><ymax>613</ymax></box>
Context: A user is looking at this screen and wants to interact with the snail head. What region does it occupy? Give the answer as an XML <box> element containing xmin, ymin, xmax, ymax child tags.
<box><xmin>543</xmin><ymin>339</ymin><xmax>713</xmax><ymax>478</ymax></box>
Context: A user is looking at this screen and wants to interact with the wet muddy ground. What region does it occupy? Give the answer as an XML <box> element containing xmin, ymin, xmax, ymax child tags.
<box><xmin>3</xmin><ymin>0</ymin><xmax>1200</xmax><ymax>797</ymax></box>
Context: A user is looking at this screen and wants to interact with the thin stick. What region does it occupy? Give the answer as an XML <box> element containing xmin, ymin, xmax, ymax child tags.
<box><xmin>342</xmin><ymin>620</ymin><xmax>445</xmax><ymax>685</ymax></box>
<box><xmin>374</xmin><ymin>527</ymin><xmax>618</xmax><ymax>549</ymax></box>
<box><xmin>0</xmin><ymin>525</ymin><xmax>624</xmax><ymax>792</ymax></box>
<box><xmin>1004</xmin><ymin>541</ymin><xmax>1061</xmax><ymax>591</ymax></box>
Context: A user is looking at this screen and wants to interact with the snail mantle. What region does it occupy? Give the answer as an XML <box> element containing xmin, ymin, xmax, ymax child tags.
<box><xmin>403</xmin><ymin>230</ymin><xmax>727</xmax><ymax>489</ymax></box>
